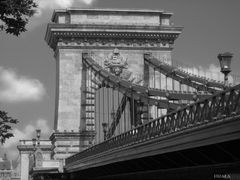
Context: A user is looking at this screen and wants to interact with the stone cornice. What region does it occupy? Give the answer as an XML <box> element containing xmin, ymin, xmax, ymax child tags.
<box><xmin>45</xmin><ymin>24</ymin><xmax>183</xmax><ymax>51</ymax></box>
<box><xmin>54</xmin><ymin>8</ymin><xmax>167</xmax><ymax>14</ymax></box>
<box><xmin>49</xmin><ymin>132</ymin><xmax>81</xmax><ymax>142</ymax></box>
<box><xmin>46</xmin><ymin>23</ymin><xmax>182</xmax><ymax>32</ymax></box>
<box><xmin>52</xmin><ymin>8</ymin><xmax>173</xmax><ymax>22</ymax></box>
<box><xmin>49</xmin><ymin>131</ymin><xmax>95</xmax><ymax>144</ymax></box>
<box><xmin>17</xmin><ymin>145</ymin><xmax>53</xmax><ymax>152</ymax></box>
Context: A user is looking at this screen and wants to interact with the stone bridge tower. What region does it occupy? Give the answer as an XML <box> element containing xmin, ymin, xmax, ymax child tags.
<box><xmin>45</xmin><ymin>8</ymin><xmax>182</xmax><ymax>162</ymax></box>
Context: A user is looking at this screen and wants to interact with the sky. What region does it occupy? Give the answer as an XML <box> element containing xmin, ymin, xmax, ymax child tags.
<box><xmin>0</xmin><ymin>0</ymin><xmax>240</xmax><ymax>161</ymax></box>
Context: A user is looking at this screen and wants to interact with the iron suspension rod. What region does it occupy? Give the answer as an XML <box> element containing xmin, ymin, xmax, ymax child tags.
<box><xmin>147</xmin><ymin>90</ymin><xmax>150</xmax><ymax>122</ymax></box>
<box><xmin>90</xmin><ymin>68</ymin><xmax>93</xmax><ymax>131</ymax></box>
<box><xmin>118</xmin><ymin>88</ymin><xmax>120</xmax><ymax>134</ymax></box>
<box><xmin>103</xmin><ymin>86</ymin><xmax>105</xmax><ymax>141</ymax></box>
<box><xmin>98</xmin><ymin>87</ymin><xmax>100</xmax><ymax>142</ymax></box>
<box><xmin>124</xmin><ymin>97</ymin><xmax>126</xmax><ymax>132</ymax></box>
<box><xmin>154</xmin><ymin>68</ymin><xmax>157</xmax><ymax>118</ymax></box>
<box><xmin>112</xmin><ymin>88</ymin><xmax>115</xmax><ymax>136</ymax></box>
<box><xmin>107</xmin><ymin>85</ymin><xmax>109</xmax><ymax>129</ymax></box>
<box><xmin>154</xmin><ymin>68</ymin><xmax>156</xmax><ymax>88</ymax></box>
<box><xmin>166</xmin><ymin>75</ymin><xmax>167</xmax><ymax>90</ymax></box>
<box><xmin>132</xmin><ymin>90</ymin><xmax>135</xmax><ymax>127</ymax></box>
<box><xmin>159</xmin><ymin>68</ymin><xmax>162</xmax><ymax>117</ymax></box>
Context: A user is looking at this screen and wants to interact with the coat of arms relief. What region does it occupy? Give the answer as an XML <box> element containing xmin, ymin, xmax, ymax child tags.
<box><xmin>90</xmin><ymin>48</ymin><xmax>143</xmax><ymax>85</ymax></box>
<box><xmin>104</xmin><ymin>48</ymin><xmax>128</xmax><ymax>76</ymax></box>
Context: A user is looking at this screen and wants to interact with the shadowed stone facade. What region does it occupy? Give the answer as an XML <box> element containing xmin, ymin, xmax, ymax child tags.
<box><xmin>45</xmin><ymin>8</ymin><xmax>182</xmax><ymax>162</ymax></box>
<box><xmin>17</xmin><ymin>140</ymin><xmax>52</xmax><ymax>180</ymax></box>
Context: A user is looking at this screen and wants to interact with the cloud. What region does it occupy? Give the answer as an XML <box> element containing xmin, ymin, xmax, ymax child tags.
<box><xmin>38</xmin><ymin>0</ymin><xmax>95</xmax><ymax>9</ymax></box>
<box><xmin>179</xmin><ymin>63</ymin><xmax>235</xmax><ymax>84</ymax></box>
<box><xmin>36</xmin><ymin>119</ymin><xmax>51</xmax><ymax>135</ymax></box>
<box><xmin>149</xmin><ymin>63</ymin><xmax>238</xmax><ymax>90</ymax></box>
<box><xmin>35</xmin><ymin>0</ymin><xmax>95</xmax><ymax>16</ymax></box>
<box><xmin>0</xmin><ymin>67</ymin><xmax>45</xmax><ymax>103</ymax></box>
<box><xmin>27</xmin><ymin>0</ymin><xmax>96</xmax><ymax>30</ymax></box>
<box><xmin>0</xmin><ymin>119</ymin><xmax>51</xmax><ymax>160</ymax></box>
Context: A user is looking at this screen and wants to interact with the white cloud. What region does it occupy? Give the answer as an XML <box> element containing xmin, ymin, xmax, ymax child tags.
<box><xmin>187</xmin><ymin>64</ymin><xmax>223</xmax><ymax>81</ymax></box>
<box><xmin>36</xmin><ymin>119</ymin><xmax>51</xmax><ymax>135</ymax></box>
<box><xmin>180</xmin><ymin>63</ymin><xmax>235</xmax><ymax>84</ymax></box>
<box><xmin>82</xmin><ymin>0</ymin><xmax>94</xmax><ymax>5</ymax></box>
<box><xmin>0</xmin><ymin>119</ymin><xmax>51</xmax><ymax>160</ymax></box>
<box><xmin>38</xmin><ymin>0</ymin><xmax>73</xmax><ymax>9</ymax></box>
<box><xmin>35</xmin><ymin>0</ymin><xmax>95</xmax><ymax>17</ymax></box>
<box><xmin>0</xmin><ymin>67</ymin><xmax>45</xmax><ymax>103</ymax></box>
<box><xmin>149</xmin><ymin>63</ymin><xmax>237</xmax><ymax>91</ymax></box>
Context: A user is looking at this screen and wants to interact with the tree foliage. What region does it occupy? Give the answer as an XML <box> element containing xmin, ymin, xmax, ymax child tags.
<box><xmin>0</xmin><ymin>0</ymin><xmax>37</xmax><ymax>36</ymax></box>
<box><xmin>0</xmin><ymin>110</ymin><xmax>18</xmax><ymax>144</ymax></box>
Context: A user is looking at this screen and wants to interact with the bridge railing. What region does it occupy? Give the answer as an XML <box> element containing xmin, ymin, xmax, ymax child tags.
<box><xmin>66</xmin><ymin>84</ymin><xmax>240</xmax><ymax>165</ymax></box>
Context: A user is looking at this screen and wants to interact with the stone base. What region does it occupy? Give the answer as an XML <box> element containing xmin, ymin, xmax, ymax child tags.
<box><xmin>50</xmin><ymin>131</ymin><xmax>81</xmax><ymax>164</ymax></box>
<box><xmin>79</xmin><ymin>130</ymin><xmax>96</xmax><ymax>151</ymax></box>
<box><xmin>49</xmin><ymin>130</ymin><xmax>96</xmax><ymax>164</ymax></box>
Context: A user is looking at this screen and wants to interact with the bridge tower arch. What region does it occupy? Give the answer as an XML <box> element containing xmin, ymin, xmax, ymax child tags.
<box><xmin>45</xmin><ymin>8</ymin><xmax>182</xmax><ymax>162</ymax></box>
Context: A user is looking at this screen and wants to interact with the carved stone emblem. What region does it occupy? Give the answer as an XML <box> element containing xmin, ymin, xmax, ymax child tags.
<box><xmin>35</xmin><ymin>150</ymin><xmax>43</xmax><ymax>168</ymax></box>
<box><xmin>104</xmin><ymin>48</ymin><xmax>128</xmax><ymax>76</ymax></box>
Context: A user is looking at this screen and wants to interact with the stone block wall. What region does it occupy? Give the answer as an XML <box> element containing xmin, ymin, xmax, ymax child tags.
<box><xmin>55</xmin><ymin>49</ymin><xmax>82</xmax><ymax>132</ymax></box>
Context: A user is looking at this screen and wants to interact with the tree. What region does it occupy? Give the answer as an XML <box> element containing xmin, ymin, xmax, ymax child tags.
<box><xmin>0</xmin><ymin>110</ymin><xmax>18</xmax><ymax>144</ymax></box>
<box><xmin>0</xmin><ymin>0</ymin><xmax>37</xmax><ymax>36</ymax></box>
<box><xmin>0</xmin><ymin>0</ymin><xmax>36</xmax><ymax>143</ymax></box>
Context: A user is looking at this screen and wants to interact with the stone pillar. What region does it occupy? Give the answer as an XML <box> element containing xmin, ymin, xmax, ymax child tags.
<box><xmin>50</xmin><ymin>49</ymin><xmax>83</xmax><ymax>161</ymax></box>
<box><xmin>54</xmin><ymin>49</ymin><xmax>82</xmax><ymax>132</ymax></box>
<box><xmin>19</xmin><ymin>153</ymin><xmax>30</xmax><ymax>180</ymax></box>
<box><xmin>50</xmin><ymin>49</ymin><xmax>94</xmax><ymax>160</ymax></box>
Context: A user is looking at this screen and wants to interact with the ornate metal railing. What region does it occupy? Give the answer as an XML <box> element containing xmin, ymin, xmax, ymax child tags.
<box><xmin>66</xmin><ymin>84</ymin><xmax>240</xmax><ymax>165</ymax></box>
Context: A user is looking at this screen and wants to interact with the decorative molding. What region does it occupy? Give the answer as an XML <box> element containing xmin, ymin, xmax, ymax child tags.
<box><xmin>17</xmin><ymin>145</ymin><xmax>53</xmax><ymax>152</ymax></box>
<box><xmin>45</xmin><ymin>24</ymin><xmax>182</xmax><ymax>51</ymax></box>
<box><xmin>56</xmin><ymin>37</ymin><xmax>173</xmax><ymax>49</ymax></box>
<box><xmin>49</xmin><ymin>132</ymin><xmax>81</xmax><ymax>142</ymax></box>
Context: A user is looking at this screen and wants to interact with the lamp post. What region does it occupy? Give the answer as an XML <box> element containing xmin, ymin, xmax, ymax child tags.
<box><xmin>31</xmin><ymin>129</ymin><xmax>41</xmax><ymax>168</ymax></box>
<box><xmin>36</xmin><ymin>129</ymin><xmax>41</xmax><ymax>145</ymax></box>
<box><xmin>218</xmin><ymin>52</ymin><xmax>233</xmax><ymax>86</ymax></box>
<box><xmin>31</xmin><ymin>138</ymin><xmax>37</xmax><ymax>169</ymax></box>
<box><xmin>102</xmin><ymin>122</ymin><xmax>108</xmax><ymax>141</ymax></box>
<box><xmin>111</xmin><ymin>110</ymin><xmax>115</xmax><ymax>120</ymax></box>
<box><xmin>32</xmin><ymin>138</ymin><xmax>37</xmax><ymax>151</ymax></box>
<box><xmin>166</xmin><ymin>92</ymin><xmax>171</xmax><ymax>113</ymax></box>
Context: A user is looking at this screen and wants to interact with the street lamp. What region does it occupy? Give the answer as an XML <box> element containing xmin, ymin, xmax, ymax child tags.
<box><xmin>166</xmin><ymin>92</ymin><xmax>171</xmax><ymax>114</ymax></box>
<box><xmin>218</xmin><ymin>52</ymin><xmax>233</xmax><ymax>86</ymax></box>
<box><xmin>31</xmin><ymin>138</ymin><xmax>37</xmax><ymax>168</ymax></box>
<box><xmin>111</xmin><ymin>110</ymin><xmax>115</xmax><ymax>120</ymax></box>
<box><xmin>102</xmin><ymin>122</ymin><xmax>108</xmax><ymax>141</ymax></box>
<box><xmin>32</xmin><ymin>138</ymin><xmax>37</xmax><ymax>151</ymax></box>
<box><xmin>36</xmin><ymin>129</ymin><xmax>41</xmax><ymax>145</ymax></box>
<box><xmin>31</xmin><ymin>129</ymin><xmax>41</xmax><ymax>168</ymax></box>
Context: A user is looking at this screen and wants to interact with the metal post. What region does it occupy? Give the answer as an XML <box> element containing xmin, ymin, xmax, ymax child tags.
<box><xmin>218</xmin><ymin>52</ymin><xmax>233</xmax><ymax>88</ymax></box>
